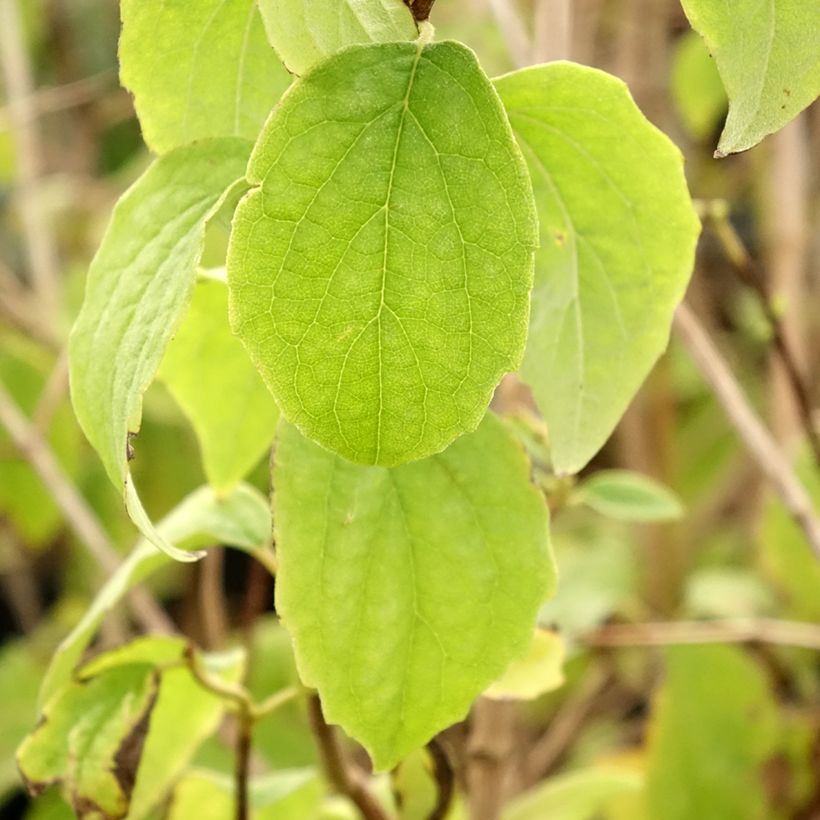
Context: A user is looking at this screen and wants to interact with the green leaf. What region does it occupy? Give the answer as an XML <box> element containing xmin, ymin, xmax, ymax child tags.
<box><xmin>119</xmin><ymin>0</ymin><xmax>291</xmax><ymax>154</ymax></box>
<box><xmin>576</xmin><ymin>470</ymin><xmax>684</xmax><ymax>523</ymax></box>
<box><xmin>680</xmin><ymin>0</ymin><xmax>820</xmax><ymax>156</ymax></box>
<box><xmin>670</xmin><ymin>30</ymin><xmax>727</xmax><ymax>140</ymax></box>
<box><xmin>40</xmin><ymin>483</ymin><xmax>272</xmax><ymax>707</ymax></box>
<box><xmin>502</xmin><ymin>767</ymin><xmax>644</xmax><ymax>820</ymax></box>
<box><xmin>485</xmin><ymin>628</ymin><xmax>565</xmax><ymax>700</ymax></box>
<box><xmin>274</xmin><ymin>414</ymin><xmax>553</xmax><ymax>770</ymax></box>
<box><xmin>229</xmin><ymin>40</ymin><xmax>537</xmax><ymax>466</ymax></box>
<box><xmin>495</xmin><ymin>63</ymin><xmax>700</xmax><ymax>475</ymax></box>
<box><xmin>18</xmin><ymin>664</ymin><xmax>160</xmax><ymax>820</ymax></box>
<box><xmin>69</xmin><ymin>138</ymin><xmax>252</xmax><ymax>561</ymax></box>
<box><xmin>646</xmin><ymin>645</ymin><xmax>780</xmax><ymax>820</ymax></box>
<box><xmin>258</xmin><ymin>0</ymin><xmax>417</xmax><ymax>76</ymax></box>
<box><xmin>158</xmin><ymin>279</ymin><xmax>279</xmax><ymax>493</ymax></box>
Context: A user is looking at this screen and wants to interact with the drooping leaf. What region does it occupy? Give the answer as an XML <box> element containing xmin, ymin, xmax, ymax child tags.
<box><xmin>69</xmin><ymin>139</ymin><xmax>252</xmax><ymax>561</ymax></box>
<box><xmin>502</xmin><ymin>767</ymin><xmax>644</xmax><ymax>820</ymax></box>
<box><xmin>257</xmin><ymin>0</ymin><xmax>417</xmax><ymax>76</ymax></box>
<box><xmin>645</xmin><ymin>645</ymin><xmax>781</xmax><ymax>820</ymax></box>
<box><xmin>18</xmin><ymin>664</ymin><xmax>160</xmax><ymax>820</ymax></box>
<box><xmin>40</xmin><ymin>483</ymin><xmax>272</xmax><ymax>707</ymax></box>
<box><xmin>576</xmin><ymin>470</ymin><xmax>684</xmax><ymax>523</ymax></box>
<box><xmin>485</xmin><ymin>628</ymin><xmax>565</xmax><ymax>700</ymax></box>
<box><xmin>274</xmin><ymin>415</ymin><xmax>553</xmax><ymax>769</ymax></box>
<box><xmin>495</xmin><ymin>63</ymin><xmax>700</xmax><ymax>475</ymax></box>
<box><xmin>158</xmin><ymin>279</ymin><xmax>279</xmax><ymax>493</ymax></box>
<box><xmin>670</xmin><ymin>30</ymin><xmax>727</xmax><ymax>140</ymax></box>
<box><xmin>229</xmin><ymin>40</ymin><xmax>537</xmax><ymax>466</ymax></box>
<box><xmin>680</xmin><ymin>0</ymin><xmax>820</xmax><ymax>156</ymax></box>
<box><xmin>119</xmin><ymin>0</ymin><xmax>291</xmax><ymax>154</ymax></box>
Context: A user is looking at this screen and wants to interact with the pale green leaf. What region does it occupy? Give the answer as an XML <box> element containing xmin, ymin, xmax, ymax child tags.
<box><xmin>69</xmin><ymin>139</ymin><xmax>252</xmax><ymax>561</ymax></box>
<box><xmin>495</xmin><ymin>63</ymin><xmax>700</xmax><ymax>475</ymax></box>
<box><xmin>576</xmin><ymin>470</ymin><xmax>684</xmax><ymax>523</ymax></box>
<box><xmin>646</xmin><ymin>645</ymin><xmax>781</xmax><ymax>820</ymax></box>
<box><xmin>671</xmin><ymin>30</ymin><xmax>727</xmax><ymax>140</ymax></box>
<box><xmin>18</xmin><ymin>664</ymin><xmax>160</xmax><ymax>820</ymax></box>
<box><xmin>40</xmin><ymin>483</ymin><xmax>272</xmax><ymax>707</ymax></box>
<box><xmin>119</xmin><ymin>0</ymin><xmax>291</xmax><ymax>154</ymax></box>
<box><xmin>229</xmin><ymin>41</ymin><xmax>537</xmax><ymax>466</ymax></box>
<box><xmin>680</xmin><ymin>0</ymin><xmax>820</xmax><ymax>156</ymax></box>
<box><xmin>274</xmin><ymin>415</ymin><xmax>554</xmax><ymax>770</ymax></box>
<box><xmin>503</xmin><ymin>767</ymin><xmax>644</xmax><ymax>820</ymax></box>
<box><xmin>158</xmin><ymin>279</ymin><xmax>279</xmax><ymax>492</ymax></box>
<box><xmin>258</xmin><ymin>0</ymin><xmax>417</xmax><ymax>76</ymax></box>
<box><xmin>485</xmin><ymin>628</ymin><xmax>565</xmax><ymax>700</ymax></box>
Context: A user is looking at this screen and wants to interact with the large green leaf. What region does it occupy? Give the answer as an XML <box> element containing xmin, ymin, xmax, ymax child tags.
<box><xmin>158</xmin><ymin>279</ymin><xmax>279</xmax><ymax>493</ymax></box>
<box><xmin>274</xmin><ymin>415</ymin><xmax>553</xmax><ymax>769</ymax></box>
<box><xmin>258</xmin><ymin>0</ymin><xmax>417</xmax><ymax>76</ymax></box>
<box><xmin>680</xmin><ymin>0</ymin><xmax>820</xmax><ymax>156</ymax></box>
<box><xmin>18</xmin><ymin>664</ymin><xmax>160</xmax><ymax>819</ymax></box>
<box><xmin>69</xmin><ymin>139</ymin><xmax>251</xmax><ymax>561</ymax></box>
<box><xmin>576</xmin><ymin>470</ymin><xmax>684</xmax><ymax>523</ymax></box>
<box><xmin>229</xmin><ymin>40</ymin><xmax>537</xmax><ymax>467</ymax></box>
<box><xmin>40</xmin><ymin>483</ymin><xmax>272</xmax><ymax>707</ymax></box>
<box><xmin>119</xmin><ymin>0</ymin><xmax>290</xmax><ymax>154</ymax></box>
<box><xmin>645</xmin><ymin>645</ymin><xmax>780</xmax><ymax>820</ymax></box>
<box><xmin>495</xmin><ymin>63</ymin><xmax>700</xmax><ymax>474</ymax></box>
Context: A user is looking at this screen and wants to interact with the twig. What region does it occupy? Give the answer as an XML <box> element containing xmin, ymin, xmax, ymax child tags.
<box><xmin>700</xmin><ymin>201</ymin><xmax>820</xmax><ymax>465</ymax></box>
<box><xmin>426</xmin><ymin>738</ymin><xmax>455</xmax><ymax>820</ymax></box>
<box><xmin>0</xmin><ymin>378</ymin><xmax>172</xmax><ymax>633</ymax></box>
<box><xmin>583</xmin><ymin>618</ymin><xmax>820</xmax><ymax>651</ymax></box>
<box><xmin>307</xmin><ymin>695</ymin><xmax>390</xmax><ymax>820</ymax></box>
<box><xmin>674</xmin><ymin>302</ymin><xmax>820</xmax><ymax>561</ymax></box>
<box><xmin>32</xmin><ymin>348</ymin><xmax>69</xmax><ymax>434</ymax></box>
<box><xmin>467</xmin><ymin>698</ymin><xmax>517</xmax><ymax>820</ymax></box>
<box><xmin>199</xmin><ymin>548</ymin><xmax>228</xmax><ymax>649</ymax></box>
<box><xmin>0</xmin><ymin>0</ymin><xmax>59</xmax><ymax>316</ymax></box>
<box><xmin>485</xmin><ymin>0</ymin><xmax>531</xmax><ymax>68</ymax></box>
<box><xmin>532</xmin><ymin>0</ymin><xmax>572</xmax><ymax>63</ymax></box>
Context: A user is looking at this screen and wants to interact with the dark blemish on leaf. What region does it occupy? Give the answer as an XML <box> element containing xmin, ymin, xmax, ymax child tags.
<box><xmin>554</xmin><ymin>230</ymin><xmax>567</xmax><ymax>247</ymax></box>
<box><xmin>783</xmin><ymin>88</ymin><xmax>791</xmax><ymax>96</ymax></box>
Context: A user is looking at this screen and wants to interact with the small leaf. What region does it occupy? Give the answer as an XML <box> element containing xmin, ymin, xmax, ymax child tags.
<box><xmin>229</xmin><ymin>41</ymin><xmax>537</xmax><ymax>466</ymax></box>
<box><xmin>40</xmin><ymin>483</ymin><xmax>272</xmax><ymax>707</ymax></box>
<box><xmin>502</xmin><ymin>767</ymin><xmax>644</xmax><ymax>820</ymax></box>
<box><xmin>680</xmin><ymin>0</ymin><xmax>820</xmax><ymax>155</ymax></box>
<box><xmin>495</xmin><ymin>63</ymin><xmax>700</xmax><ymax>475</ymax></box>
<box><xmin>258</xmin><ymin>0</ymin><xmax>417</xmax><ymax>76</ymax></box>
<box><xmin>577</xmin><ymin>470</ymin><xmax>684</xmax><ymax>523</ymax></box>
<box><xmin>485</xmin><ymin>629</ymin><xmax>565</xmax><ymax>701</ymax></box>
<box><xmin>69</xmin><ymin>139</ymin><xmax>251</xmax><ymax>561</ymax></box>
<box><xmin>274</xmin><ymin>415</ymin><xmax>554</xmax><ymax>770</ymax></box>
<box><xmin>158</xmin><ymin>279</ymin><xmax>279</xmax><ymax>493</ymax></box>
<box><xmin>18</xmin><ymin>664</ymin><xmax>160</xmax><ymax>820</ymax></box>
<box><xmin>119</xmin><ymin>0</ymin><xmax>291</xmax><ymax>154</ymax></box>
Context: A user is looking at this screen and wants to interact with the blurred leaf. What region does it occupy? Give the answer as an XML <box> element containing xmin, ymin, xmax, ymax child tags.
<box><xmin>158</xmin><ymin>279</ymin><xmax>279</xmax><ymax>493</ymax></box>
<box><xmin>24</xmin><ymin>791</ymin><xmax>75</xmax><ymax>820</ymax></box>
<box><xmin>18</xmin><ymin>664</ymin><xmax>160</xmax><ymax>820</ymax></box>
<box><xmin>671</xmin><ymin>31</ymin><xmax>727</xmax><ymax>140</ymax></box>
<box><xmin>69</xmin><ymin>138</ymin><xmax>251</xmax><ymax>561</ymax></box>
<box><xmin>392</xmin><ymin>748</ymin><xmax>438</xmax><ymax>820</ymax></box>
<box><xmin>40</xmin><ymin>483</ymin><xmax>272</xmax><ymax>706</ymax></box>
<box><xmin>576</xmin><ymin>471</ymin><xmax>684</xmax><ymax>523</ymax></box>
<box><xmin>502</xmin><ymin>767</ymin><xmax>644</xmax><ymax>820</ymax></box>
<box><xmin>485</xmin><ymin>629</ymin><xmax>565</xmax><ymax>700</ymax></box>
<box><xmin>495</xmin><ymin>63</ymin><xmax>699</xmax><ymax>474</ymax></box>
<box><xmin>646</xmin><ymin>645</ymin><xmax>780</xmax><ymax>820</ymax></box>
<box><xmin>168</xmin><ymin>768</ymin><xmax>322</xmax><ymax>820</ymax></box>
<box><xmin>119</xmin><ymin>0</ymin><xmax>291</xmax><ymax>153</ymax></box>
<box><xmin>274</xmin><ymin>415</ymin><xmax>554</xmax><ymax>770</ymax></box>
<box><xmin>258</xmin><ymin>0</ymin><xmax>416</xmax><ymax>76</ymax></box>
<box><xmin>680</xmin><ymin>0</ymin><xmax>820</xmax><ymax>155</ymax></box>
<box><xmin>685</xmin><ymin>568</ymin><xmax>776</xmax><ymax>619</ymax></box>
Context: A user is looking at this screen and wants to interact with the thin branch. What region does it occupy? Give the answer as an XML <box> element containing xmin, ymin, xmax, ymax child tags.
<box><xmin>0</xmin><ymin>378</ymin><xmax>173</xmax><ymax>633</ymax></box>
<box><xmin>426</xmin><ymin>738</ymin><xmax>455</xmax><ymax>820</ymax></box>
<box><xmin>674</xmin><ymin>302</ymin><xmax>820</xmax><ymax>561</ymax></box>
<box><xmin>0</xmin><ymin>0</ymin><xmax>59</xmax><ymax>315</ymax></box>
<box><xmin>467</xmin><ymin>698</ymin><xmax>516</xmax><ymax>820</ymax></box>
<box><xmin>32</xmin><ymin>348</ymin><xmax>69</xmax><ymax>434</ymax></box>
<box><xmin>307</xmin><ymin>695</ymin><xmax>390</xmax><ymax>820</ymax></box>
<box><xmin>532</xmin><ymin>0</ymin><xmax>572</xmax><ymax>63</ymax></box>
<box><xmin>583</xmin><ymin>618</ymin><xmax>820</xmax><ymax>651</ymax></box>
<box><xmin>485</xmin><ymin>0</ymin><xmax>532</xmax><ymax>68</ymax></box>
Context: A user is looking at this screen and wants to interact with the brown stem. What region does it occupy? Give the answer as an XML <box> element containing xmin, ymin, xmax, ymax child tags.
<box><xmin>307</xmin><ymin>695</ymin><xmax>390</xmax><ymax>820</ymax></box>
<box><xmin>467</xmin><ymin>698</ymin><xmax>516</xmax><ymax>820</ymax></box>
<box><xmin>426</xmin><ymin>738</ymin><xmax>455</xmax><ymax>820</ymax></box>
<box><xmin>235</xmin><ymin>711</ymin><xmax>252</xmax><ymax>820</ymax></box>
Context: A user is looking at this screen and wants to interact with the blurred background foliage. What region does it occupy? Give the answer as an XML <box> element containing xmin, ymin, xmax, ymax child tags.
<box><xmin>0</xmin><ymin>0</ymin><xmax>818</xmax><ymax>818</ymax></box>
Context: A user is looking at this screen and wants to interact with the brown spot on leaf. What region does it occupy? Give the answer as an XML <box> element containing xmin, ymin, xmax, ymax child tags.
<box><xmin>554</xmin><ymin>230</ymin><xmax>567</xmax><ymax>247</ymax></box>
<box><xmin>126</xmin><ymin>432</ymin><xmax>137</xmax><ymax>462</ymax></box>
